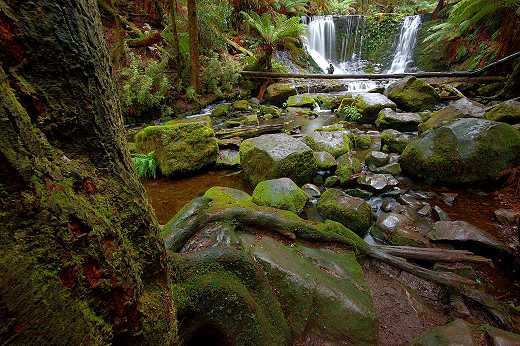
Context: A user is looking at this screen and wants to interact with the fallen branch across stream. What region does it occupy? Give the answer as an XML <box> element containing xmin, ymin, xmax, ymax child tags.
<box><xmin>215</xmin><ymin>123</ymin><xmax>286</xmax><ymax>139</ymax></box>
<box><xmin>164</xmin><ymin>197</ymin><xmax>516</xmax><ymax>331</ymax></box>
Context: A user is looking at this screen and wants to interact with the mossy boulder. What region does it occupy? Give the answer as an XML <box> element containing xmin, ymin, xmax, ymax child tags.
<box><xmin>353</xmin><ymin>92</ymin><xmax>397</xmax><ymax>122</ymax></box>
<box><xmin>401</xmin><ymin>118</ymin><xmax>520</xmax><ymax>184</ymax></box>
<box><xmin>335</xmin><ymin>154</ymin><xmax>362</xmax><ymax>185</ymax></box>
<box><xmin>381</xmin><ymin>129</ymin><xmax>413</xmax><ymax>154</ymax></box>
<box><xmin>216</xmin><ymin>149</ymin><xmax>240</xmax><ymax>168</ymax></box>
<box><xmin>232</xmin><ymin>99</ymin><xmax>250</xmax><ymax>111</ymax></box>
<box><xmin>418</xmin><ymin>105</ymin><xmax>465</xmax><ymax>133</ymax></box>
<box><xmin>240</xmin><ymin>133</ymin><xmax>318</xmax><ymax>186</ymax></box>
<box><xmin>259</xmin><ymin>104</ymin><xmax>283</xmax><ymax>118</ymax></box>
<box><xmin>287</xmin><ymin>107</ymin><xmax>317</xmax><ymax>117</ymax></box>
<box><xmin>384</xmin><ymin>76</ymin><xmax>440</xmax><ymax>111</ymax></box>
<box><xmin>286</xmin><ymin>94</ymin><xmax>317</xmax><ymax>108</ymax></box>
<box><xmin>265</xmin><ymin>82</ymin><xmax>297</xmax><ymax>105</ymax></box>
<box><xmin>317</xmin><ymin>188</ymin><xmax>373</xmax><ymax>236</ymax></box>
<box><xmin>304</xmin><ymin>130</ymin><xmax>352</xmax><ymax>158</ymax></box>
<box><xmin>212</xmin><ymin>103</ymin><xmax>232</xmax><ymax>117</ymax></box>
<box><xmin>252</xmin><ymin>178</ymin><xmax>308</xmax><ymax>214</ymax></box>
<box><xmin>375</xmin><ymin>108</ymin><xmax>422</xmax><ymax>132</ymax></box>
<box><xmin>370</xmin><ymin>213</ymin><xmax>429</xmax><ymax>247</ymax></box>
<box><xmin>484</xmin><ymin>99</ymin><xmax>520</xmax><ymax>124</ymax></box>
<box><xmin>135</xmin><ymin>120</ymin><xmax>218</xmax><ymax>176</ymax></box>
<box><xmin>313</xmin><ymin>151</ymin><xmax>337</xmax><ymax>170</ymax></box>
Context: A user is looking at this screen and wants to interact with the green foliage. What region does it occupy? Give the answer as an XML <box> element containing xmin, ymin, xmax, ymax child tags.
<box><xmin>185</xmin><ymin>86</ymin><xmax>198</xmax><ymax>103</ymax></box>
<box><xmin>201</xmin><ymin>53</ymin><xmax>242</xmax><ymax>96</ymax></box>
<box><xmin>120</xmin><ymin>53</ymin><xmax>173</xmax><ymax>118</ymax></box>
<box><xmin>197</xmin><ymin>0</ymin><xmax>235</xmax><ymax>52</ymax></box>
<box><xmin>273</xmin><ymin>0</ymin><xmax>309</xmax><ymax>16</ymax></box>
<box><xmin>327</xmin><ymin>0</ymin><xmax>355</xmax><ymax>15</ymax></box>
<box><xmin>132</xmin><ymin>152</ymin><xmax>158</xmax><ymax>179</ymax></box>
<box><xmin>241</xmin><ymin>12</ymin><xmax>306</xmax><ymax>50</ymax></box>
<box><xmin>361</xmin><ymin>14</ymin><xmax>404</xmax><ymax>65</ymax></box>
<box><xmin>338</xmin><ymin>104</ymin><xmax>362</xmax><ymax>122</ymax></box>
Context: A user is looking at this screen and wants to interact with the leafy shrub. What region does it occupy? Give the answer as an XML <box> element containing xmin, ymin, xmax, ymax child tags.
<box><xmin>337</xmin><ymin>104</ymin><xmax>362</xmax><ymax>121</ymax></box>
<box><xmin>132</xmin><ymin>152</ymin><xmax>158</xmax><ymax>179</ymax></box>
<box><xmin>120</xmin><ymin>53</ymin><xmax>173</xmax><ymax>119</ymax></box>
<box><xmin>201</xmin><ymin>53</ymin><xmax>242</xmax><ymax>96</ymax></box>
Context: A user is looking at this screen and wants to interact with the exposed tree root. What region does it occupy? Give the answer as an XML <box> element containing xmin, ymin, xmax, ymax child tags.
<box><xmin>164</xmin><ymin>198</ymin><xmax>517</xmax><ymax>331</ymax></box>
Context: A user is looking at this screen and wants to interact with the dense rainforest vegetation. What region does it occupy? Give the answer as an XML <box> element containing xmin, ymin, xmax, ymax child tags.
<box><xmin>1</xmin><ymin>0</ymin><xmax>520</xmax><ymax>345</ymax></box>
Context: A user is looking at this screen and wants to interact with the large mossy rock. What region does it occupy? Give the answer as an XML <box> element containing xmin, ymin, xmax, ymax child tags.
<box><xmin>375</xmin><ymin>108</ymin><xmax>422</xmax><ymax>131</ymax></box>
<box><xmin>314</xmin><ymin>151</ymin><xmax>337</xmax><ymax>170</ymax></box>
<box><xmin>135</xmin><ymin>120</ymin><xmax>218</xmax><ymax>176</ymax></box>
<box><xmin>370</xmin><ymin>213</ymin><xmax>430</xmax><ymax>247</ymax></box>
<box><xmin>418</xmin><ymin>98</ymin><xmax>484</xmax><ymax>133</ymax></box>
<box><xmin>317</xmin><ymin>188</ymin><xmax>373</xmax><ymax>236</ymax></box>
<box><xmin>384</xmin><ymin>76</ymin><xmax>440</xmax><ymax>111</ymax></box>
<box><xmin>252</xmin><ymin>178</ymin><xmax>308</xmax><ymax>214</ymax></box>
<box><xmin>401</xmin><ymin>118</ymin><xmax>520</xmax><ymax>184</ymax></box>
<box><xmin>240</xmin><ymin>133</ymin><xmax>317</xmax><ymax>186</ymax></box>
<box><xmin>265</xmin><ymin>82</ymin><xmax>297</xmax><ymax>105</ymax></box>
<box><xmin>381</xmin><ymin>129</ymin><xmax>413</xmax><ymax>154</ymax></box>
<box><xmin>335</xmin><ymin>154</ymin><xmax>362</xmax><ymax>185</ymax></box>
<box><xmin>353</xmin><ymin>92</ymin><xmax>397</xmax><ymax>122</ymax></box>
<box><xmin>304</xmin><ymin>130</ymin><xmax>353</xmax><ymax>158</ymax></box>
<box><xmin>484</xmin><ymin>99</ymin><xmax>520</xmax><ymax>124</ymax></box>
<box><xmin>286</xmin><ymin>94</ymin><xmax>317</xmax><ymax>108</ymax></box>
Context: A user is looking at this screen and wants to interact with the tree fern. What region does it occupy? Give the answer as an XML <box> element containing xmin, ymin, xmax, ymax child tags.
<box><xmin>132</xmin><ymin>152</ymin><xmax>158</xmax><ymax>179</ymax></box>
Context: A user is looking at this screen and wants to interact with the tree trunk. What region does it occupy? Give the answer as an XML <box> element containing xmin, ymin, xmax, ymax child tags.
<box><xmin>187</xmin><ymin>0</ymin><xmax>201</xmax><ymax>91</ymax></box>
<box><xmin>0</xmin><ymin>1</ymin><xmax>175</xmax><ymax>344</ymax></box>
<box><xmin>169</xmin><ymin>0</ymin><xmax>181</xmax><ymax>68</ymax></box>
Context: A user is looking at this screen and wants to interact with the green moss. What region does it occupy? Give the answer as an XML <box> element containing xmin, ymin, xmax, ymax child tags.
<box><xmin>212</xmin><ymin>103</ymin><xmax>232</xmax><ymax>117</ymax></box>
<box><xmin>286</xmin><ymin>94</ymin><xmax>317</xmax><ymax>108</ymax></box>
<box><xmin>232</xmin><ymin>100</ymin><xmax>250</xmax><ymax>111</ymax></box>
<box><xmin>335</xmin><ymin>154</ymin><xmax>362</xmax><ymax>185</ymax></box>
<box><xmin>252</xmin><ymin>178</ymin><xmax>308</xmax><ymax>214</ymax></box>
<box><xmin>361</xmin><ymin>14</ymin><xmax>405</xmax><ymax>68</ymax></box>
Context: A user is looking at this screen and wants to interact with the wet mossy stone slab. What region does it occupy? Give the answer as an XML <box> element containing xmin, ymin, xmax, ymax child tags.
<box><xmin>317</xmin><ymin>188</ymin><xmax>373</xmax><ymax>236</ymax></box>
<box><xmin>265</xmin><ymin>82</ymin><xmax>297</xmax><ymax>105</ymax></box>
<box><xmin>240</xmin><ymin>133</ymin><xmax>317</xmax><ymax>186</ymax></box>
<box><xmin>352</xmin><ymin>92</ymin><xmax>397</xmax><ymax>122</ymax></box>
<box><xmin>484</xmin><ymin>99</ymin><xmax>520</xmax><ymax>124</ymax></box>
<box><xmin>385</xmin><ymin>76</ymin><xmax>440</xmax><ymax>112</ymax></box>
<box><xmin>401</xmin><ymin>118</ymin><xmax>520</xmax><ymax>184</ymax></box>
<box><xmin>408</xmin><ymin>319</ymin><xmax>476</xmax><ymax>346</ymax></box>
<box><xmin>240</xmin><ymin>233</ymin><xmax>377</xmax><ymax>345</ymax></box>
<box><xmin>286</xmin><ymin>94</ymin><xmax>317</xmax><ymax>108</ymax></box>
<box><xmin>313</xmin><ymin>151</ymin><xmax>337</xmax><ymax>170</ymax></box>
<box><xmin>135</xmin><ymin>119</ymin><xmax>218</xmax><ymax>176</ymax></box>
<box><xmin>252</xmin><ymin>178</ymin><xmax>308</xmax><ymax>214</ymax></box>
<box><xmin>428</xmin><ymin>220</ymin><xmax>509</xmax><ymax>254</ymax></box>
<box><xmin>375</xmin><ymin>108</ymin><xmax>422</xmax><ymax>132</ymax></box>
<box><xmin>304</xmin><ymin>130</ymin><xmax>353</xmax><ymax>158</ymax></box>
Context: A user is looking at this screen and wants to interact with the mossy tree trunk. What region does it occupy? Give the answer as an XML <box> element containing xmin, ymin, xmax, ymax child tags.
<box><xmin>187</xmin><ymin>0</ymin><xmax>201</xmax><ymax>92</ymax></box>
<box><xmin>0</xmin><ymin>1</ymin><xmax>174</xmax><ymax>344</ymax></box>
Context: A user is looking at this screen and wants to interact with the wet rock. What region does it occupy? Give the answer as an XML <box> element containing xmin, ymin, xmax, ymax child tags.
<box><xmin>286</xmin><ymin>107</ymin><xmax>317</xmax><ymax>117</ymax></box>
<box><xmin>335</xmin><ymin>154</ymin><xmax>362</xmax><ymax>185</ymax></box>
<box><xmin>252</xmin><ymin>178</ymin><xmax>308</xmax><ymax>214</ymax></box>
<box><xmin>204</xmin><ymin>186</ymin><xmax>253</xmax><ymax>203</ymax></box>
<box><xmin>352</xmin><ymin>92</ymin><xmax>397</xmax><ymax>121</ymax></box>
<box><xmin>259</xmin><ymin>104</ymin><xmax>283</xmax><ymax>118</ymax></box>
<box><xmin>433</xmin><ymin>206</ymin><xmax>450</xmax><ymax>221</ymax></box>
<box><xmin>417</xmin><ymin>204</ymin><xmax>432</xmax><ymax>217</ymax></box>
<box><xmin>484</xmin><ymin>99</ymin><xmax>520</xmax><ymax>124</ymax></box>
<box><xmin>367</xmin><ymin>197</ymin><xmax>383</xmax><ymax>214</ymax></box>
<box><xmin>440</xmin><ymin>193</ymin><xmax>457</xmax><ymax>206</ymax></box>
<box><xmin>428</xmin><ymin>220</ymin><xmax>509</xmax><ymax>253</ymax></box>
<box><xmin>397</xmin><ymin>194</ymin><xmax>423</xmax><ymax>210</ymax></box>
<box><xmin>317</xmin><ymin>188</ymin><xmax>373</xmax><ymax>236</ymax></box>
<box><xmin>265</xmin><ymin>82</ymin><xmax>296</xmax><ymax>105</ymax></box>
<box><xmin>211</xmin><ymin>103</ymin><xmax>232</xmax><ymax>117</ymax></box>
<box><xmin>240</xmin><ymin>133</ymin><xmax>317</xmax><ymax>186</ymax></box>
<box><xmin>409</xmin><ymin>319</ymin><xmax>475</xmax><ymax>346</ymax></box>
<box><xmin>304</xmin><ymin>130</ymin><xmax>352</xmax><ymax>158</ymax></box>
<box><xmin>449</xmin><ymin>97</ymin><xmax>485</xmax><ymax>117</ymax></box>
<box><xmin>216</xmin><ymin>149</ymin><xmax>240</xmax><ymax>168</ymax></box>
<box><xmin>302</xmin><ymin>183</ymin><xmax>321</xmax><ymax>199</ymax></box>
<box><xmin>370</xmin><ymin>212</ymin><xmax>430</xmax><ymax>247</ymax></box>
<box><xmin>286</xmin><ymin>94</ymin><xmax>316</xmax><ymax>108</ymax></box>
<box><xmin>381</xmin><ymin>129</ymin><xmax>413</xmax><ymax>154</ymax></box>
<box><xmin>494</xmin><ymin>209</ymin><xmax>520</xmax><ymax>226</ymax></box>
<box><xmin>384</xmin><ymin>76</ymin><xmax>440</xmax><ymax>112</ymax></box>
<box><xmin>382</xmin><ymin>198</ymin><xmax>400</xmax><ymax>212</ymax></box>
<box><xmin>485</xmin><ymin>325</ymin><xmax>520</xmax><ymax>346</ymax></box>
<box><xmin>135</xmin><ymin>119</ymin><xmax>218</xmax><ymax>176</ymax></box>
<box><xmin>313</xmin><ymin>151</ymin><xmax>337</xmax><ymax>170</ymax></box>
<box><xmin>373</xmin><ymin>162</ymin><xmax>402</xmax><ymax>175</ymax></box>
<box><xmin>345</xmin><ymin>188</ymin><xmax>373</xmax><ymax>200</ymax></box>
<box><xmin>375</xmin><ymin>108</ymin><xmax>422</xmax><ymax>132</ymax></box>
<box><xmin>357</xmin><ymin>173</ymin><xmax>399</xmax><ymax>192</ymax></box>
<box><xmin>401</xmin><ymin>118</ymin><xmax>520</xmax><ymax>184</ymax></box>
<box><xmin>418</xmin><ymin>105</ymin><xmax>465</xmax><ymax>133</ymax></box>
<box><xmin>324</xmin><ymin>175</ymin><xmax>339</xmax><ymax>187</ymax></box>
<box><xmin>365</xmin><ymin>151</ymin><xmax>389</xmax><ymax>168</ymax></box>
<box><xmin>232</xmin><ymin>99</ymin><xmax>250</xmax><ymax>111</ymax></box>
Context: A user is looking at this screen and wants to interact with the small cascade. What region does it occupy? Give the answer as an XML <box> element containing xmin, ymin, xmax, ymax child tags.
<box><xmin>304</xmin><ymin>16</ymin><xmax>337</xmax><ymax>72</ymax></box>
<box><xmin>338</xmin><ymin>15</ymin><xmax>364</xmax><ymax>63</ymax></box>
<box><xmin>388</xmin><ymin>15</ymin><xmax>422</xmax><ymax>73</ymax></box>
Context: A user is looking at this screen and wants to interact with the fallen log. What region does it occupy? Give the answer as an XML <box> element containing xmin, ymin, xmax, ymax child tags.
<box><xmin>163</xmin><ymin>198</ymin><xmax>515</xmax><ymax>330</ymax></box>
<box><xmin>373</xmin><ymin>245</ymin><xmax>492</xmax><ymax>264</ymax></box>
<box><xmin>127</xmin><ymin>31</ymin><xmax>163</xmax><ymax>48</ymax></box>
<box><xmin>215</xmin><ymin>123</ymin><xmax>286</xmax><ymax>139</ymax></box>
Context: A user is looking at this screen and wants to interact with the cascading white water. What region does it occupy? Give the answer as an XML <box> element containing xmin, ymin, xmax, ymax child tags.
<box><xmin>304</xmin><ymin>16</ymin><xmax>344</xmax><ymax>73</ymax></box>
<box><xmin>388</xmin><ymin>15</ymin><xmax>422</xmax><ymax>74</ymax></box>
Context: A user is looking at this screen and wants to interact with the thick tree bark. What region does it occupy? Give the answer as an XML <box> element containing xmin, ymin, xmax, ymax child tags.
<box><xmin>169</xmin><ymin>0</ymin><xmax>181</xmax><ymax>68</ymax></box>
<box><xmin>187</xmin><ymin>0</ymin><xmax>201</xmax><ymax>91</ymax></box>
<box><xmin>0</xmin><ymin>1</ymin><xmax>174</xmax><ymax>344</ymax></box>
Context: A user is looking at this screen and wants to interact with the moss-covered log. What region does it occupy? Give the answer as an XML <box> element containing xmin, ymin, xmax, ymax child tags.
<box><xmin>0</xmin><ymin>1</ymin><xmax>174</xmax><ymax>344</ymax></box>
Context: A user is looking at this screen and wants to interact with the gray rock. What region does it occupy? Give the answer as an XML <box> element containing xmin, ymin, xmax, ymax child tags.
<box><xmin>216</xmin><ymin>149</ymin><xmax>240</xmax><ymax>168</ymax></box>
<box><xmin>428</xmin><ymin>220</ymin><xmax>509</xmax><ymax>253</ymax></box>
<box><xmin>384</xmin><ymin>76</ymin><xmax>440</xmax><ymax>112</ymax></box>
<box><xmin>366</xmin><ymin>151</ymin><xmax>389</xmax><ymax>168</ymax></box>
<box><xmin>433</xmin><ymin>205</ymin><xmax>450</xmax><ymax>221</ymax></box>
<box><xmin>381</xmin><ymin>129</ymin><xmax>414</xmax><ymax>154</ymax></box>
<box><xmin>352</xmin><ymin>92</ymin><xmax>397</xmax><ymax>121</ymax></box>
<box><xmin>484</xmin><ymin>99</ymin><xmax>520</xmax><ymax>124</ymax></box>
<box><xmin>372</xmin><ymin>162</ymin><xmax>402</xmax><ymax>175</ymax></box>
<box><xmin>382</xmin><ymin>198</ymin><xmax>400</xmax><ymax>212</ymax></box>
<box><xmin>375</xmin><ymin>108</ymin><xmax>422</xmax><ymax>132</ymax></box>
<box><xmin>304</xmin><ymin>130</ymin><xmax>352</xmax><ymax>158</ymax></box>
<box><xmin>240</xmin><ymin>133</ymin><xmax>317</xmax><ymax>186</ymax></box>
<box><xmin>370</xmin><ymin>212</ymin><xmax>430</xmax><ymax>247</ymax></box>
<box><xmin>449</xmin><ymin>97</ymin><xmax>485</xmax><ymax>117</ymax></box>
<box><xmin>357</xmin><ymin>173</ymin><xmax>399</xmax><ymax>192</ymax></box>
<box><xmin>313</xmin><ymin>151</ymin><xmax>337</xmax><ymax>170</ymax></box>
<box><xmin>417</xmin><ymin>204</ymin><xmax>432</xmax><ymax>217</ymax></box>
<box><xmin>302</xmin><ymin>183</ymin><xmax>321</xmax><ymax>199</ymax></box>
<box><xmin>494</xmin><ymin>209</ymin><xmax>520</xmax><ymax>226</ymax></box>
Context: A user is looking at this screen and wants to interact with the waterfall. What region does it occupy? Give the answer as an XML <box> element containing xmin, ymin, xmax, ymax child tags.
<box><xmin>388</xmin><ymin>15</ymin><xmax>422</xmax><ymax>74</ymax></box>
<box><xmin>304</xmin><ymin>16</ymin><xmax>342</xmax><ymax>73</ymax></box>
